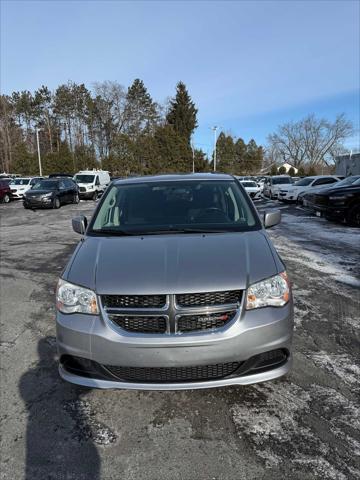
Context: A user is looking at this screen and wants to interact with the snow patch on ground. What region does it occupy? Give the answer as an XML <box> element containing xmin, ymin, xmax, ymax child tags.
<box><xmin>231</xmin><ymin>381</ymin><xmax>359</xmax><ymax>478</ymax></box>
<box><xmin>307</xmin><ymin>352</ymin><xmax>360</xmax><ymax>390</ymax></box>
<box><xmin>64</xmin><ymin>400</ymin><xmax>117</xmax><ymax>445</ymax></box>
<box><xmin>273</xmin><ymin>235</ymin><xmax>360</xmax><ymax>288</ymax></box>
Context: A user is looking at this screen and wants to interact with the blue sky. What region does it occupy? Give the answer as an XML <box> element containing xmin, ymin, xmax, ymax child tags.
<box><xmin>1</xmin><ymin>0</ymin><xmax>359</xmax><ymax>154</ymax></box>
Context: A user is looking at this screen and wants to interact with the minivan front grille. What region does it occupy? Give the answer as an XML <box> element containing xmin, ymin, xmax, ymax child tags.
<box><xmin>176</xmin><ymin>290</ymin><xmax>241</xmax><ymax>307</ymax></box>
<box><xmin>102</xmin><ymin>294</ymin><xmax>167</xmax><ymax>309</ymax></box>
<box><xmin>177</xmin><ymin>311</ymin><xmax>236</xmax><ymax>333</ymax></box>
<box><xmin>109</xmin><ymin>315</ymin><xmax>167</xmax><ymax>334</ymax></box>
<box><xmin>102</xmin><ymin>290</ymin><xmax>242</xmax><ymax>336</ymax></box>
<box><xmin>105</xmin><ymin>361</ymin><xmax>241</xmax><ymax>383</ymax></box>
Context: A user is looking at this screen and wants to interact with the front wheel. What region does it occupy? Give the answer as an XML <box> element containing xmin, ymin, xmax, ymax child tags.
<box><xmin>346</xmin><ymin>204</ymin><xmax>360</xmax><ymax>227</ymax></box>
<box><xmin>2</xmin><ymin>194</ymin><xmax>10</xmax><ymax>203</ymax></box>
<box><xmin>92</xmin><ymin>191</ymin><xmax>98</xmax><ymax>201</ymax></box>
<box><xmin>53</xmin><ymin>197</ymin><xmax>61</xmax><ymax>209</ymax></box>
<box><xmin>73</xmin><ymin>193</ymin><xmax>80</xmax><ymax>204</ymax></box>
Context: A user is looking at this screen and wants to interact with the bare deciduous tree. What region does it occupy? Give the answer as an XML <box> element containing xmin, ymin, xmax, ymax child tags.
<box><xmin>267</xmin><ymin>114</ymin><xmax>353</xmax><ymax>167</ymax></box>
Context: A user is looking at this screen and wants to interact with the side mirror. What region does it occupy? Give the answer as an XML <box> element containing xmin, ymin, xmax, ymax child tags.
<box><xmin>72</xmin><ymin>215</ymin><xmax>88</xmax><ymax>234</ymax></box>
<box><xmin>264</xmin><ymin>210</ymin><xmax>281</xmax><ymax>229</ymax></box>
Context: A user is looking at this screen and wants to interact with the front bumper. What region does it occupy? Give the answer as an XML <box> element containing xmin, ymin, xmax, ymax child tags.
<box><xmin>312</xmin><ymin>204</ymin><xmax>347</xmax><ymax>219</ymax></box>
<box><xmin>57</xmin><ymin>302</ymin><xmax>294</xmax><ymax>390</ymax></box>
<box><xmin>279</xmin><ymin>192</ymin><xmax>297</xmax><ymax>201</ymax></box>
<box><xmin>10</xmin><ymin>191</ymin><xmax>26</xmax><ymax>199</ymax></box>
<box><xmin>79</xmin><ymin>190</ymin><xmax>95</xmax><ymax>199</ymax></box>
<box><xmin>23</xmin><ymin>196</ymin><xmax>53</xmax><ymax>208</ymax></box>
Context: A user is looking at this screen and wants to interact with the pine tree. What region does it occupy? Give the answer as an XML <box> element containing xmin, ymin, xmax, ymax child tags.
<box><xmin>166</xmin><ymin>82</ymin><xmax>197</xmax><ymax>144</ymax></box>
<box><xmin>216</xmin><ymin>132</ymin><xmax>235</xmax><ymax>173</ymax></box>
<box><xmin>125</xmin><ymin>79</ymin><xmax>159</xmax><ymax>138</ymax></box>
<box><xmin>234</xmin><ymin>138</ymin><xmax>247</xmax><ymax>175</ymax></box>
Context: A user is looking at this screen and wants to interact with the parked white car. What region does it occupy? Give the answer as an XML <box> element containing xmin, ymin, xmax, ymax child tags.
<box><xmin>73</xmin><ymin>170</ymin><xmax>110</xmax><ymax>200</ymax></box>
<box><xmin>9</xmin><ymin>177</ymin><xmax>43</xmax><ymax>199</ymax></box>
<box><xmin>240</xmin><ymin>180</ymin><xmax>262</xmax><ymax>200</ymax></box>
<box><xmin>263</xmin><ymin>176</ymin><xmax>293</xmax><ymax>199</ymax></box>
<box><xmin>278</xmin><ymin>176</ymin><xmax>340</xmax><ymax>202</ymax></box>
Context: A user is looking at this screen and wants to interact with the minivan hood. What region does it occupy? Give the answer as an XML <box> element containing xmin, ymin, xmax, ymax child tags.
<box><xmin>65</xmin><ymin>231</ymin><xmax>279</xmax><ymax>295</ymax></box>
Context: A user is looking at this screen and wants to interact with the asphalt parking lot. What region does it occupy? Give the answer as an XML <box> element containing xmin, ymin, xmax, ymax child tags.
<box><xmin>0</xmin><ymin>198</ymin><xmax>359</xmax><ymax>480</ymax></box>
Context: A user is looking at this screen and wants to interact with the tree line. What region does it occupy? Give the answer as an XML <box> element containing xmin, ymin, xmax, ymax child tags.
<box><xmin>1</xmin><ymin>78</ymin><xmax>352</xmax><ymax>177</ymax></box>
<box><xmin>0</xmin><ymin>79</ymin><xmax>265</xmax><ymax>176</ymax></box>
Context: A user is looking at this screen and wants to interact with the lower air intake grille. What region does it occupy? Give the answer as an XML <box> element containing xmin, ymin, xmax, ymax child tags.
<box><xmin>102</xmin><ymin>294</ymin><xmax>167</xmax><ymax>309</ymax></box>
<box><xmin>109</xmin><ymin>315</ymin><xmax>166</xmax><ymax>334</ymax></box>
<box><xmin>177</xmin><ymin>311</ymin><xmax>236</xmax><ymax>333</ymax></box>
<box><xmin>79</xmin><ymin>187</ymin><xmax>86</xmax><ymax>192</ymax></box>
<box><xmin>176</xmin><ymin>290</ymin><xmax>241</xmax><ymax>307</ymax></box>
<box><xmin>105</xmin><ymin>362</ymin><xmax>241</xmax><ymax>383</ymax></box>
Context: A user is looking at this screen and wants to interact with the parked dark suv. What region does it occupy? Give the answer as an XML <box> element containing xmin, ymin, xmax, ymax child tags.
<box><xmin>23</xmin><ymin>178</ymin><xmax>79</xmax><ymax>209</ymax></box>
<box><xmin>307</xmin><ymin>178</ymin><xmax>360</xmax><ymax>226</ymax></box>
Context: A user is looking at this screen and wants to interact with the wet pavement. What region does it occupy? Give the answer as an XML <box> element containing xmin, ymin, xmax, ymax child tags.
<box><xmin>0</xmin><ymin>197</ymin><xmax>359</xmax><ymax>480</ymax></box>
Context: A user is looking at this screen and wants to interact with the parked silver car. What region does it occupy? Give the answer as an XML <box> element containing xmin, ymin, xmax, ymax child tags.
<box><xmin>56</xmin><ymin>174</ymin><xmax>294</xmax><ymax>390</ymax></box>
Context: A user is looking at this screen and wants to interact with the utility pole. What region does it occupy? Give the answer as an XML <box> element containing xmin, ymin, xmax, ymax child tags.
<box><xmin>191</xmin><ymin>140</ymin><xmax>195</xmax><ymax>173</ymax></box>
<box><xmin>36</xmin><ymin>128</ymin><xmax>43</xmax><ymax>176</ymax></box>
<box><xmin>211</xmin><ymin>126</ymin><xmax>218</xmax><ymax>171</ymax></box>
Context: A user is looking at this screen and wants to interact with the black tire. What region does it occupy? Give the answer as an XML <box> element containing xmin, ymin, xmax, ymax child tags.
<box><xmin>73</xmin><ymin>193</ymin><xmax>80</xmax><ymax>204</ymax></box>
<box><xmin>346</xmin><ymin>204</ymin><xmax>360</xmax><ymax>227</ymax></box>
<box><xmin>53</xmin><ymin>197</ymin><xmax>61</xmax><ymax>209</ymax></box>
<box><xmin>92</xmin><ymin>191</ymin><xmax>98</xmax><ymax>201</ymax></box>
<box><xmin>2</xmin><ymin>193</ymin><xmax>10</xmax><ymax>203</ymax></box>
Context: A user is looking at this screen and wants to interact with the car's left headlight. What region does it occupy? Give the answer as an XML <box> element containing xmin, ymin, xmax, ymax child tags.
<box><xmin>246</xmin><ymin>272</ymin><xmax>290</xmax><ymax>310</ymax></box>
<box><xmin>56</xmin><ymin>279</ymin><xmax>99</xmax><ymax>314</ymax></box>
<box><xmin>41</xmin><ymin>192</ymin><xmax>53</xmax><ymax>198</ymax></box>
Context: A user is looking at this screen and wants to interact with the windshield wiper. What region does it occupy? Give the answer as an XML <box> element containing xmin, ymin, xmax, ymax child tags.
<box><xmin>130</xmin><ymin>228</ymin><xmax>232</xmax><ymax>235</ymax></box>
<box><xmin>91</xmin><ymin>228</ymin><xmax>138</xmax><ymax>236</ymax></box>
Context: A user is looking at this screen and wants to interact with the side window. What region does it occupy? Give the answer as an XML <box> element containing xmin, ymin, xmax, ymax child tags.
<box><xmin>313</xmin><ymin>178</ymin><xmax>337</xmax><ymax>186</ymax></box>
<box><xmin>65</xmin><ymin>179</ymin><xmax>73</xmax><ymax>188</ymax></box>
<box><xmin>95</xmin><ymin>176</ymin><xmax>100</xmax><ymax>186</ymax></box>
<box><xmin>59</xmin><ymin>181</ymin><xmax>66</xmax><ymax>190</ymax></box>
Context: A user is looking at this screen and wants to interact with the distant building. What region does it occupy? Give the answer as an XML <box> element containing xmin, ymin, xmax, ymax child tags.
<box><xmin>336</xmin><ymin>153</ymin><xmax>360</xmax><ymax>176</ymax></box>
<box><xmin>278</xmin><ymin>163</ymin><xmax>298</xmax><ymax>174</ymax></box>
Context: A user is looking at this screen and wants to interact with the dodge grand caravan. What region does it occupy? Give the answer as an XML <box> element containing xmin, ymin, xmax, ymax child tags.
<box><xmin>56</xmin><ymin>174</ymin><xmax>293</xmax><ymax>390</ymax></box>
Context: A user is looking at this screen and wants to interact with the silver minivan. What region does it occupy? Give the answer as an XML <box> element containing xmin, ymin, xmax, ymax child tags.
<box><xmin>56</xmin><ymin>174</ymin><xmax>293</xmax><ymax>390</ymax></box>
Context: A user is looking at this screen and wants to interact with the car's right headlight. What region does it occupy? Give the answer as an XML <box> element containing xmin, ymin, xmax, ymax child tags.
<box><xmin>246</xmin><ymin>272</ymin><xmax>290</xmax><ymax>310</ymax></box>
<box><xmin>56</xmin><ymin>279</ymin><xmax>99</xmax><ymax>314</ymax></box>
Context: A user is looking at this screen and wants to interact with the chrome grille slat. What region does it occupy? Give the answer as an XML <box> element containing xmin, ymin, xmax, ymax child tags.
<box><xmin>101</xmin><ymin>290</ymin><xmax>242</xmax><ymax>335</ymax></box>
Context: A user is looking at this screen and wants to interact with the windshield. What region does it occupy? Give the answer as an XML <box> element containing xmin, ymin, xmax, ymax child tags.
<box><xmin>90</xmin><ymin>180</ymin><xmax>260</xmax><ymax>235</ymax></box>
<box><xmin>10</xmin><ymin>178</ymin><xmax>30</xmax><ymax>185</ymax></box>
<box><xmin>294</xmin><ymin>178</ymin><xmax>314</xmax><ymax>186</ymax></box>
<box><xmin>333</xmin><ymin>176</ymin><xmax>360</xmax><ymax>187</ymax></box>
<box><xmin>241</xmin><ymin>181</ymin><xmax>257</xmax><ymax>187</ymax></box>
<box><xmin>74</xmin><ymin>174</ymin><xmax>95</xmax><ymax>184</ymax></box>
<box><xmin>272</xmin><ymin>177</ymin><xmax>293</xmax><ymax>185</ymax></box>
<box><xmin>31</xmin><ymin>180</ymin><xmax>58</xmax><ymax>190</ymax></box>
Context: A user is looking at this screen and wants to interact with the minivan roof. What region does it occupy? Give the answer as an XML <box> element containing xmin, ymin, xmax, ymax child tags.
<box><xmin>112</xmin><ymin>173</ymin><xmax>234</xmax><ymax>185</ymax></box>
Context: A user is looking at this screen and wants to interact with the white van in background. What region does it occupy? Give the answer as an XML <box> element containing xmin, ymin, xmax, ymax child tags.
<box><xmin>73</xmin><ymin>170</ymin><xmax>110</xmax><ymax>200</ymax></box>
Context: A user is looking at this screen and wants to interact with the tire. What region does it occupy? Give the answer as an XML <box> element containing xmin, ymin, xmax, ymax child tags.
<box><xmin>73</xmin><ymin>193</ymin><xmax>80</xmax><ymax>204</ymax></box>
<box><xmin>345</xmin><ymin>204</ymin><xmax>360</xmax><ymax>227</ymax></box>
<box><xmin>53</xmin><ymin>197</ymin><xmax>61</xmax><ymax>209</ymax></box>
<box><xmin>92</xmin><ymin>191</ymin><xmax>98</xmax><ymax>201</ymax></box>
<box><xmin>2</xmin><ymin>194</ymin><xmax>10</xmax><ymax>203</ymax></box>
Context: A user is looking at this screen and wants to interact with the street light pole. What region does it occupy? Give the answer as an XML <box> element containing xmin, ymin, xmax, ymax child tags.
<box><xmin>212</xmin><ymin>126</ymin><xmax>218</xmax><ymax>171</ymax></box>
<box><xmin>36</xmin><ymin>128</ymin><xmax>43</xmax><ymax>176</ymax></box>
<box><xmin>191</xmin><ymin>140</ymin><xmax>195</xmax><ymax>173</ymax></box>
